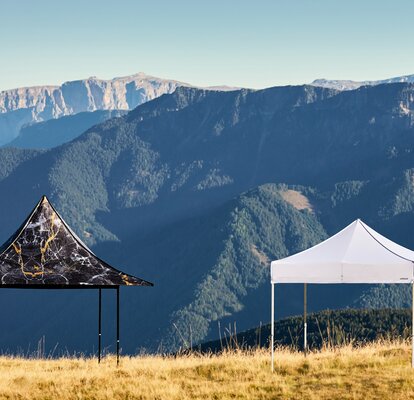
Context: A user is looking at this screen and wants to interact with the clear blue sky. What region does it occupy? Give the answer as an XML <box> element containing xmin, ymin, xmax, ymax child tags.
<box><xmin>1</xmin><ymin>0</ymin><xmax>413</xmax><ymax>90</ymax></box>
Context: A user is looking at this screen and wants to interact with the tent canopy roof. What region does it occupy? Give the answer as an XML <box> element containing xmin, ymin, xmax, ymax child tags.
<box><xmin>0</xmin><ymin>196</ymin><xmax>153</xmax><ymax>288</ymax></box>
<box><xmin>271</xmin><ymin>219</ymin><xmax>414</xmax><ymax>284</ymax></box>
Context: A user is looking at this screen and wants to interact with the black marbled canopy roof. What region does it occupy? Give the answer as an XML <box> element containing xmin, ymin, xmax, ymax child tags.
<box><xmin>0</xmin><ymin>196</ymin><xmax>153</xmax><ymax>288</ymax></box>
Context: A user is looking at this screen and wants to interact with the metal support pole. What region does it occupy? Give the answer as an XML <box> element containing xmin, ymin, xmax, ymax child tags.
<box><xmin>412</xmin><ymin>281</ymin><xmax>414</xmax><ymax>368</ymax></box>
<box><xmin>98</xmin><ymin>288</ymin><xmax>102</xmax><ymax>363</ymax></box>
<box><xmin>304</xmin><ymin>283</ymin><xmax>307</xmax><ymax>355</ymax></box>
<box><xmin>271</xmin><ymin>283</ymin><xmax>275</xmax><ymax>372</ymax></box>
<box><xmin>116</xmin><ymin>286</ymin><xmax>120</xmax><ymax>366</ymax></box>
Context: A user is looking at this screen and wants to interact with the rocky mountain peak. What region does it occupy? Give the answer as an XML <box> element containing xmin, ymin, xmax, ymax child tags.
<box><xmin>0</xmin><ymin>73</ymin><xmax>192</xmax><ymax>144</ymax></box>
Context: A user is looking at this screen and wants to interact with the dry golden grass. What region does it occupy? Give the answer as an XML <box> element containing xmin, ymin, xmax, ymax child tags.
<box><xmin>0</xmin><ymin>341</ymin><xmax>413</xmax><ymax>399</ymax></box>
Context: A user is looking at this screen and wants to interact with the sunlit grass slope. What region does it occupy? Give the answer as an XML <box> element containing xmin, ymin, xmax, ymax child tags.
<box><xmin>0</xmin><ymin>341</ymin><xmax>413</xmax><ymax>399</ymax></box>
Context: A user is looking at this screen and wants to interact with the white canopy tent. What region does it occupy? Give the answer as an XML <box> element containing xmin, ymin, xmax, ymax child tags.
<box><xmin>270</xmin><ymin>219</ymin><xmax>414</xmax><ymax>371</ymax></box>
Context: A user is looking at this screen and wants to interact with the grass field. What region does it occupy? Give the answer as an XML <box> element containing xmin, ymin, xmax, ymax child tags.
<box><xmin>0</xmin><ymin>341</ymin><xmax>414</xmax><ymax>399</ymax></box>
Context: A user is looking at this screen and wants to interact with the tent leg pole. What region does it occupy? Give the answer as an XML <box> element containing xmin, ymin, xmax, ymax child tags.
<box><xmin>412</xmin><ymin>281</ymin><xmax>414</xmax><ymax>369</ymax></box>
<box><xmin>304</xmin><ymin>283</ymin><xmax>307</xmax><ymax>356</ymax></box>
<box><xmin>117</xmin><ymin>286</ymin><xmax>120</xmax><ymax>367</ymax></box>
<box><xmin>271</xmin><ymin>283</ymin><xmax>275</xmax><ymax>373</ymax></box>
<box><xmin>98</xmin><ymin>288</ymin><xmax>102</xmax><ymax>364</ymax></box>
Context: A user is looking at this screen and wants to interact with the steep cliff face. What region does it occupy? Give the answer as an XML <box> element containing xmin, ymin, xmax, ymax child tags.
<box><xmin>0</xmin><ymin>73</ymin><xmax>190</xmax><ymax>115</ymax></box>
<box><xmin>0</xmin><ymin>73</ymin><xmax>190</xmax><ymax>144</ymax></box>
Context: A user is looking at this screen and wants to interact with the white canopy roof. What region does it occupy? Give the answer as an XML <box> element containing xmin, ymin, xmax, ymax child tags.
<box><xmin>271</xmin><ymin>219</ymin><xmax>414</xmax><ymax>284</ymax></box>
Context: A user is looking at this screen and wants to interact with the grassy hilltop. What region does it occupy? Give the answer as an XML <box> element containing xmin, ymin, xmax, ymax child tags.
<box><xmin>0</xmin><ymin>341</ymin><xmax>413</xmax><ymax>399</ymax></box>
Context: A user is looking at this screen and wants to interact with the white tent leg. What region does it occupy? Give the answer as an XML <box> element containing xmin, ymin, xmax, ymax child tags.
<box><xmin>304</xmin><ymin>283</ymin><xmax>307</xmax><ymax>355</ymax></box>
<box><xmin>412</xmin><ymin>281</ymin><xmax>414</xmax><ymax>369</ymax></box>
<box><xmin>271</xmin><ymin>283</ymin><xmax>275</xmax><ymax>372</ymax></box>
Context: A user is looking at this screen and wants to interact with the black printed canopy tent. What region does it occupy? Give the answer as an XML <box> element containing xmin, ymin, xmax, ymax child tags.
<box><xmin>270</xmin><ymin>219</ymin><xmax>414</xmax><ymax>371</ymax></box>
<box><xmin>0</xmin><ymin>195</ymin><xmax>153</xmax><ymax>364</ymax></box>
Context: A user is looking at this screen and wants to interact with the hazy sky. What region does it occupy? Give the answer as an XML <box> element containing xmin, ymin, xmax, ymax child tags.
<box><xmin>1</xmin><ymin>0</ymin><xmax>413</xmax><ymax>91</ymax></box>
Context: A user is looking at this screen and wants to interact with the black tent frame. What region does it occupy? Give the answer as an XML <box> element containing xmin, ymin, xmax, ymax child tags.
<box><xmin>0</xmin><ymin>196</ymin><xmax>153</xmax><ymax>365</ymax></box>
<box><xmin>99</xmin><ymin>286</ymin><xmax>120</xmax><ymax>365</ymax></box>
<box><xmin>1</xmin><ymin>284</ymin><xmax>122</xmax><ymax>365</ymax></box>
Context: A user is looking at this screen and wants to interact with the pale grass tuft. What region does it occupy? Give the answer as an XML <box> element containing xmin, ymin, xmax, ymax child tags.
<box><xmin>0</xmin><ymin>341</ymin><xmax>413</xmax><ymax>399</ymax></box>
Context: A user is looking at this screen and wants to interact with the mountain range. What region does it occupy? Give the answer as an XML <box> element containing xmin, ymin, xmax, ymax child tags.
<box><xmin>2</xmin><ymin>72</ymin><xmax>413</xmax><ymax>149</ymax></box>
<box><xmin>0</xmin><ymin>72</ymin><xmax>238</xmax><ymax>146</ymax></box>
<box><xmin>0</xmin><ymin>80</ymin><xmax>413</xmax><ymax>354</ymax></box>
<box><xmin>311</xmin><ymin>73</ymin><xmax>414</xmax><ymax>91</ymax></box>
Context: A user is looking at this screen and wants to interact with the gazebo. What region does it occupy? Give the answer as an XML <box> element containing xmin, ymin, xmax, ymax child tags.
<box><xmin>0</xmin><ymin>195</ymin><xmax>153</xmax><ymax>364</ymax></box>
<box><xmin>270</xmin><ymin>219</ymin><xmax>414</xmax><ymax>371</ymax></box>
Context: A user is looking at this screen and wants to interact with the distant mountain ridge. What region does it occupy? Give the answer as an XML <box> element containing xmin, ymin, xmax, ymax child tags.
<box><xmin>3</xmin><ymin>71</ymin><xmax>413</xmax><ymax>148</ymax></box>
<box><xmin>0</xmin><ymin>72</ymin><xmax>239</xmax><ymax>145</ymax></box>
<box><xmin>311</xmin><ymin>73</ymin><xmax>414</xmax><ymax>91</ymax></box>
<box><xmin>5</xmin><ymin>110</ymin><xmax>127</xmax><ymax>149</ymax></box>
<box><xmin>0</xmin><ymin>73</ymin><xmax>189</xmax><ymax>115</ymax></box>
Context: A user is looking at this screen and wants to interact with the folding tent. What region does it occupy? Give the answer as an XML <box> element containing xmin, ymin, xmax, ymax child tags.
<box><xmin>270</xmin><ymin>219</ymin><xmax>414</xmax><ymax>371</ymax></box>
<box><xmin>0</xmin><ymin>195</ymin><xmax>153</xmax><ymax>364</ymax></box>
